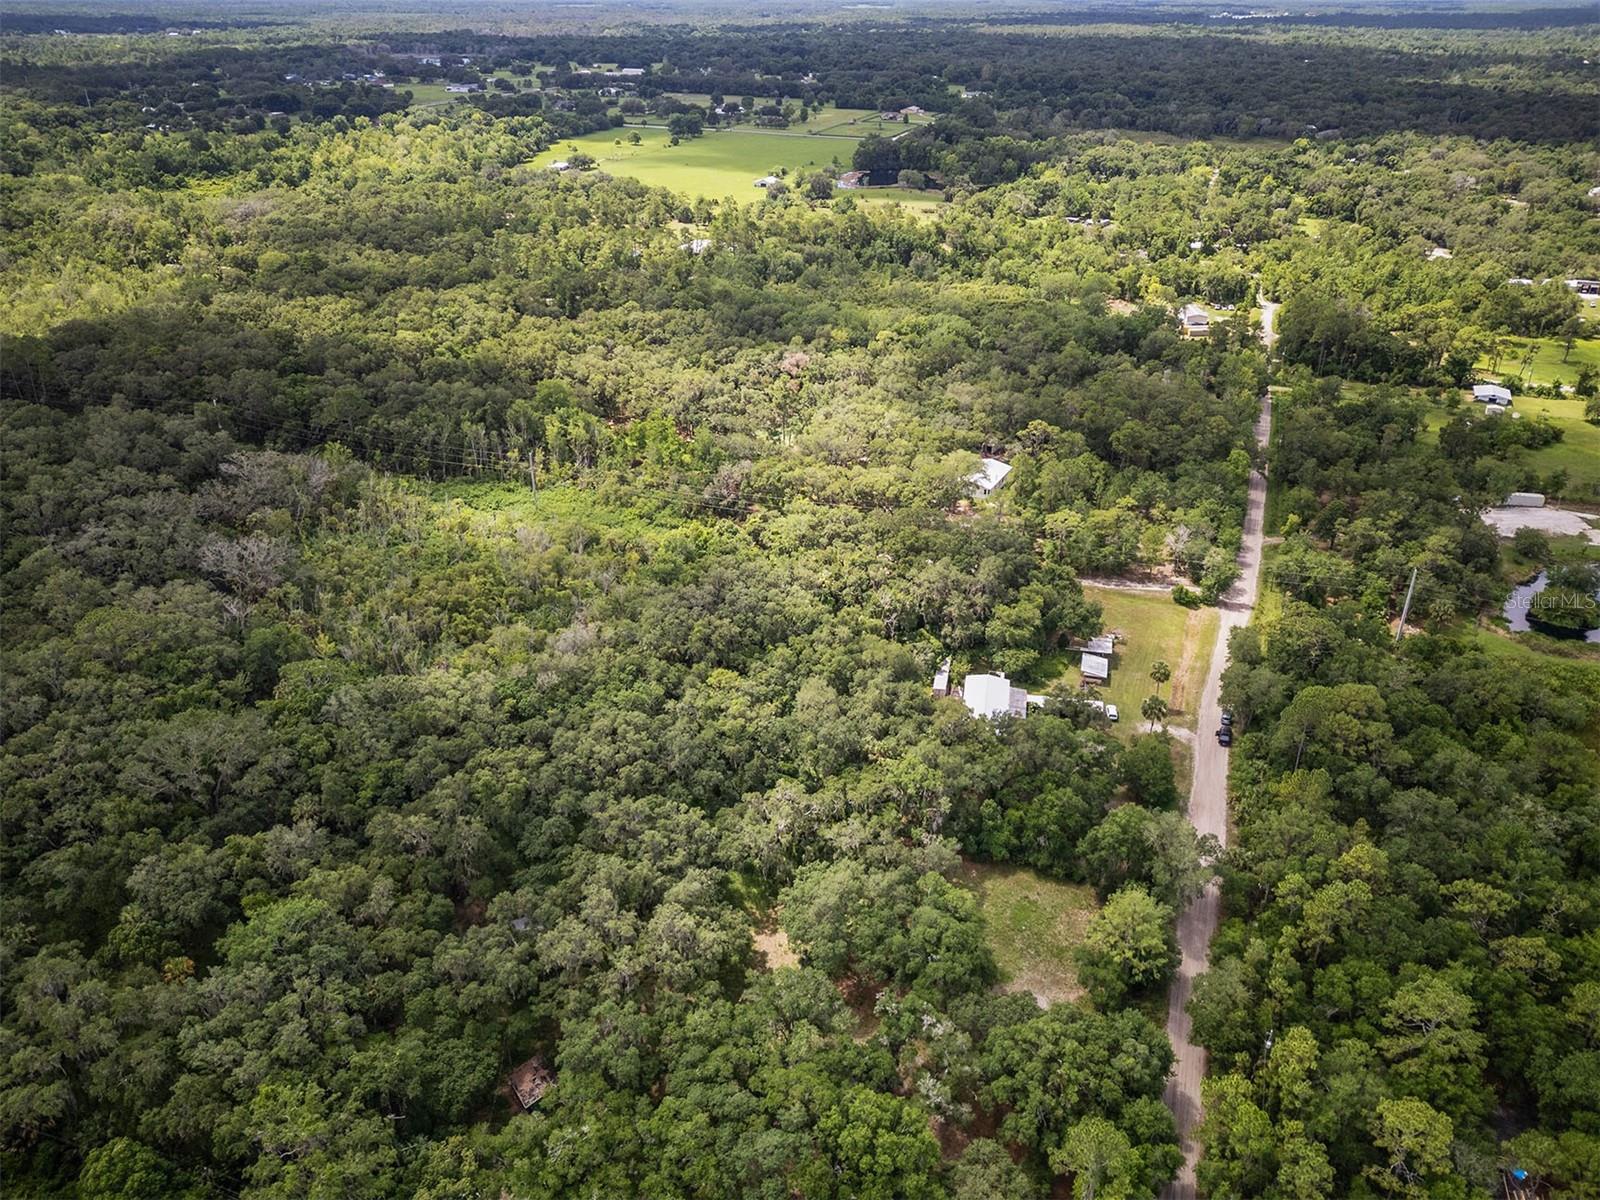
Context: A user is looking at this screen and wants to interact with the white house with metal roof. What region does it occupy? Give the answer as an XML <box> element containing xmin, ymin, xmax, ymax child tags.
<box><xmin>956</xmin><ymin>672</ymin><xmax>1043</xmax><ymax>719</ymax></box>
<box><xmin>967</xmin><ymin>457</ymin><xmax>1013</xmax><ymax>498</ymax></box>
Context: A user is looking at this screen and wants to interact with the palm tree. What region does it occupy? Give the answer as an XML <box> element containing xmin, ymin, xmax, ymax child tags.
<box><xmin>1141</xmin><ymin>694</ymin><xmax>1169</xmax><ymax>731</ymax></box>
<box><xmin>1149</xmin><ymin>660</ymin><xmax>1171</xmax><ymax>698</ymax></box>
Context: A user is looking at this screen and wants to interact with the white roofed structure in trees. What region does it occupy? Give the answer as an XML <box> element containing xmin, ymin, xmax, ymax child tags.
<box><xmin>967</xmin><ymin>457</ymin><xmax>1013</xmax><ymax>497</ymax></box>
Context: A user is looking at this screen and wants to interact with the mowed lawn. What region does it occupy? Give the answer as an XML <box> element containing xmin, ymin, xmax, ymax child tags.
<box><xmin>958</xmin><ymin>860</ymin><xmax>1098</xmax><ymax>1006</ymax></box>
<box><xmin>1032</xmin><ymin>585</ymin><xmax>1219</xmax><ymax>732</ymax></box>
<box><xmin>527</xmin><ymin>125</ymin><xmax>944</xmax><ymax>206</ymax></box>
<box><xmin>1477</xmin><ymin>333</ymin><xmax>1600</xmax><ymax>391</ymax></box>
<box><xmin>660</xmin><ymin>100</ymin><xmax>881</xmax><ymax>133</ymax></box>
<box><xmin>403</xmin><ymin>82</ymin><xmax>464</xmax><ymax>106</ymax></box>
<box><xmin>1501</xmin><ymin>393</ymin><xmax>1600</xmax><ymax>498</ymax></box>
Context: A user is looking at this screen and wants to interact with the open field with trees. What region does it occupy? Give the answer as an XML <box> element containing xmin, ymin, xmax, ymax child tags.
<box><xmin>1420</xmin><ymin>391</ymin><xmax>1600</xmax><ymax>502</ymax></box>
<box><xmin>1477</xmin><ymin>331</ymin><xmax>1600</xmax><ymax>390</ymax></box>
<box><xmin>530</xmin><ymin>124</ymin><xmax>945</xmax><ymax>205</ymax></box>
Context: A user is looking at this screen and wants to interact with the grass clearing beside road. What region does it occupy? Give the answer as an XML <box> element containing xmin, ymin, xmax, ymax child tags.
<box><xmin>1033</xmin><ymin>586</ymin><xmax>1218</xmax><ymax>733</ymax></box>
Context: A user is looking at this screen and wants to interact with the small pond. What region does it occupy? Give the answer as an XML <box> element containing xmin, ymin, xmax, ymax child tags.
<box><xmin>1503</xmin><ymin>571</ymin><xmax>1600</xmax><ymax>643</ymax></box>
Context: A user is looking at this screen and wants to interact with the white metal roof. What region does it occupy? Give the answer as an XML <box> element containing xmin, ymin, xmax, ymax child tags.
<box><xmin>1080</xmin><ymin>654</ymin><xmax>1110</xmax><ymax>680</ymax></box>
<box><xmin>1472</xmin><ymin>383</ymin><xmax>1512</xmax><ymax>403</ymax></box>
<box><xmin>1084</xmin><ymin>635</ymin><xmax>1116</xmax><ymax>655</ymax></box>
<box><xmin>967</xmin><ymin>457</ymin><xmax>1013</xmax><ymax>495</ymax></box>
<box><xmin>962</xmin><ymin>673</ymin><xmax>1019</xmax><ymax>718</ymax></box>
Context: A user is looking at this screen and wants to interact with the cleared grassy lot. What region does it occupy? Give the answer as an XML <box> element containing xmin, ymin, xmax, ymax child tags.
<box><xmin>1463</xmin><ymin>624</ymin><xmax>1600</xmax><ymax>681</ymax></box>
<box><xmin>402</xmin><ymin>82</ymin><xmax>462</xmax><ymax>106</ymax></box>
<box><xmin>1423</xmin><ymin>391</ymin><xmax>1600</xmax><ymax>501</ymax></box>
<box><xmin>528</xmin><ymin>125</ymin><xmax>944</xmax><ymax>206</ymax></box>
<box><xmin>959</xmin><ymin>860</ymin><xmax>1098</xmax><ymax>1006</ymax></box>
<box><xmin>659</xmin><ymin>99</ymin><xmax>880</xmax><ymax>133</ymax></box>
<box><xmin>1497</xmin><ymin>393</ymin><xmax>1600</xmax><ymax>498</ymax></box>
<box><xmin>1477</xmin><ymin>333</ymin><xmax>1600</xmax><ymax>391</ymax></box>
<box><xmin>1032</xmin><ymin>585</ymin><xmax>1218</xmax><ymax>732</ymax></box>
<box><xmin>1255</xmin><ymin>543</ymin><xmax>1286</xmax><ymax>628</ymax></box>
<box><xmin>812</xmin><ymin>111</ymin><xmax>935</xmax><ymax>137</ymax></box>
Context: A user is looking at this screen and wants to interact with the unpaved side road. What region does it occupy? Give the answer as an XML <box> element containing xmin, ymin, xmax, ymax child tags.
<box><xmin>1160</xmin><ymin>393</ymin><xmax>1272</xmax><ymax>1199</ymax></box>
<box><xmin>1258</xmin><ymin>292</ymin><xmax>1280</xmax><ymax>351</ymax></box>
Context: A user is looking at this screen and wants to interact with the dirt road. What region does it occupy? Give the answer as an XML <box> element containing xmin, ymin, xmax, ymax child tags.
<box><xmin>1258</xmin><ymin>292</ymin><xmax>1280</xmax><ymax>351</ymax></box>
<box><xmin>1160</xmin><ymin>393</ymin><xmax>1273</xmax><ymax>1199</ymax></box>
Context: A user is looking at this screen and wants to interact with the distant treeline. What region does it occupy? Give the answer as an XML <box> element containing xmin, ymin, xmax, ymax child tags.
<box><xmin>378</xmin><ymin>21</ymin><xmax>1600</xmax><ymax>142</ymax></box>
<box><xmin>5</xmin><ymin>17</ymin><xmax>1596</xmax><ymax>143</ymax></box>
<box><xmin>977</xmin><ymin>4</ymin><xmax>1600</xmax><ymax>28</ymax></box>
<box><xmin>2</xmin><ymin>11</ymin><xmax>258</xmax><ymax>33</ymax></box>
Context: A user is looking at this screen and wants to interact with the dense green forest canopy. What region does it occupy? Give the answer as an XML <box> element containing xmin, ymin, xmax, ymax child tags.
<box><xmin>2</xmin><ymin>5</ymin><xmax>1599</xmax><ymax>1200</ymax></box>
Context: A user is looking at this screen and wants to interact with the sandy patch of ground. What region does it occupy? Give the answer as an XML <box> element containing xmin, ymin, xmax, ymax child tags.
<box><xmin>752</xmin><ymin>924</ymin><xmax>800</xmax><ymax>970</ymax></box>
<box><xmin>1481</xmin><ymin>505</ymin><xmax>1600</xmax><ymax>543</ymax></box>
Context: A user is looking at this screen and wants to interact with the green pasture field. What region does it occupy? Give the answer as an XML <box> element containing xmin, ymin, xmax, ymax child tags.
<box><xmin>659</xmin><ymin>99</ymin><xmax>881</xmax><ymax>134</ymax></box>
<box><xmin>1424</xmin><ymin>389</ymin><xmax>1600</xmax><ymax>500</ymax></box>
<box><xmin>528</xmin><ymin>126</ymin><xmax>944</xmax><ymax>206</ymax></box>
<box><xmin>1477</xmin><ymin>334</ymin><xmax>1600</xmax><ymax>391</ymax></box>
<box><xmin>1499</xmin><ymin>394</ymin><xmax>1600</xmax><ymax>497</ymax></box>
<box><xmin>402</xmin><ymin>82</ymin><xmax>459</xmax><ymax>106</ymax></box>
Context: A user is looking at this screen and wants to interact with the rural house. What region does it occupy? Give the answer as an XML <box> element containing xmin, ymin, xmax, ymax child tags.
<box><xmin>931</xmin><ymin>659</ymin><xmax>1049</xmax><ymax>720</ymax></box>
<box><xmin>959</xmin><ymin>673</ymin><xmax>1034</xmax><ymax>718</ymax></box>
<box><xmin>931</xmin><ymin>660</ymin><xmax>1034</xmax><ymax>718</ymax></box>
<box><xmin>1178</xmin><ymin>304</ymin><xmax>1211</xmax><ymax>337</ymax></box>
<box><xmin>966</xmin><ymin>457</ymin><xmax>1013</xmax><ymax>497</ymax></box>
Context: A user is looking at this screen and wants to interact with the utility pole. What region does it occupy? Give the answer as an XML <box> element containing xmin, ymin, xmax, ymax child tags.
<box><xmin>527</xmin><ymin>450</ymin><xmax>538</xmax><ymax>493</ymax></box>
<box><xmin>1394</xmin><ymin>566</ymin><xmax>1418</xmax><ymax>643</ymax></box>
